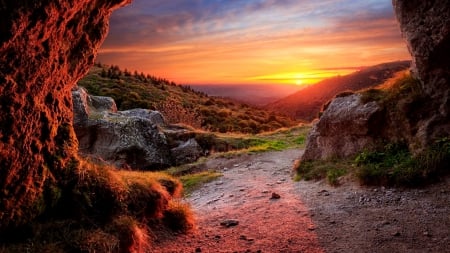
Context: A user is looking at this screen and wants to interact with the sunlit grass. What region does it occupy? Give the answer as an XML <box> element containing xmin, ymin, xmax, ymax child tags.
<box><xmin>179</xmin><ymin>171</ymin><xmax>222</xmax><ymax>194</ymax></box>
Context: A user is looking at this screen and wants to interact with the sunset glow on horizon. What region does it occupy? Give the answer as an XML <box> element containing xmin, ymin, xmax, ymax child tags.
<box><xmin>98</xmin><ymin>0</ymin><xmax>411</xmax><ymax>86</ymax></box>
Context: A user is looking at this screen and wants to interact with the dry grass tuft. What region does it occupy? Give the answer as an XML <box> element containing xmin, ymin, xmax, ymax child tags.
<box><xmin>163</xmin><ymin>200</ymin><xmax>195</xmax><ymax>232</ymax></box>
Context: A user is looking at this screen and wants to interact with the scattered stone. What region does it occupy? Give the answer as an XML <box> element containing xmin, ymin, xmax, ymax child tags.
<box><xmin>214</xmin><ymin>235</ymin><xmax>222</xmax><ymax>240</ymax></box>
<box><xmin>423</xmin><ymin>231</ymin><xmax>431</xmax><ymax>237</ymax></box>
<box><xmin>239</xmin><ymin>235</ymin><xmax>247</xmax><ymax>240</ymax></box>
<box><xmin>308</xmin><ymin>226</ymin><xmax>316</xmax><ymax>231</ymax></box>
<box><xmin>215</xmin><ymin>181</ymin><xmax>224</xmax><ymax>185</ymax></box>
<box><xmin>195</xmin><ymin>247</ymin><xmax>202</xmax><ymax>252</ymax></box>
<box><xmin>220</xmin><ymin>219</ymin><xmax>239</xmax><ymax>227</ymax></box>
<box><xmin>262</xmin><ymin>190</ymin><xmax>270</xmax><ymax>194</ymax></box>
<box><xmin>270</xmin><ymin>192</ymin><xmax>281</xmax><ymax>199</ymax></box>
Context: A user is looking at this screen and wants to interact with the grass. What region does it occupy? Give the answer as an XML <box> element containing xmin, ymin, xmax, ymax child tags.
<box><xmin>356</xmin><ymin>139</ymin><xmax>450</xmax><ymax>186</ymax></box>
<box><xmin>295</xmin><ymin>138</ymin><xmax>450</xmax><ymax>187</ymax></box>
<box><xmin>294</xmin><ymin>159</ymin><xmax>354</xmax><ymax>186</ymax></box>
<box><xmin>0</xmin><ymin>156</ymin><xmax>192</xmax><ymax>252</ymax></box>
<box><xmin>179</xmin><ymin>171</ymin><xmax>222</xmax><ymax>194</ymax></box>
<box><xmin>213</xmin><ymin>124</ymin><xmax>311</xmax><ymax>157</ymax></box>
<box><xmin>78</xmin><ymin>63</ymin><xmax>298</xmax><ymax>134</ymax></box>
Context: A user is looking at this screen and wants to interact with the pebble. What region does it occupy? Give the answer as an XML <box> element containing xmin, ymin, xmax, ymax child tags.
<box><xmin>195</xmin><ymin>247</ymin><xmax>202</xmax><ymax>252</ymax></box>
<box><xmin>270</xmin><ymin>192</ymin><xmax>281</xmax><ymax>199</ymax></box>
<box><xmin>220</xmin><ymin>219</ymin><xmax>239</xmax><ymax>227</ymax></box>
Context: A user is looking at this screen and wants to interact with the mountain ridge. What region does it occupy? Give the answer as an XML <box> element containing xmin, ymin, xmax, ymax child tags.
<box><xmin>265</xmin><ymin>60</ymin><xmax>411</xmax><ymax>121</ymax></box>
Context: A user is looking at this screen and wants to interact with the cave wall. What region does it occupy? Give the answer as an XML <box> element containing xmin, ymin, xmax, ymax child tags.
<box><xmin>0</xmin><ymin>0</ymin><xmax>130</xmax><ymax>229</ymax></box>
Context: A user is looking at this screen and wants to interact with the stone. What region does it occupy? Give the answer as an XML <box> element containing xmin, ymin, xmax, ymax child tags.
<box><xmin>170</xmin><ymin>138</ymin><xmax>203</xmax><ymax>165</ymax></box>
<box><xmin>72</xmin><ymin>87</ymin><xmax>172</xmax><ymax>170</ymax></box>
<box><xmin>302</xmin><ymin>94</ymin><xmax>381</xmax><ymax>160</ymax></box>
<box><xmin>271</xmin><ymin>192</ymin><xmax>281</xmax><ymax>199</ymax></box>
<box><xmin>220</xmin><ymin>219</ymin><xmax>239</xmax><ymax>227</ymax></box>
<box><xmin>0</xmin><ymin>0</ymin><xmax>130</xmax><ymax>229</ymax></box>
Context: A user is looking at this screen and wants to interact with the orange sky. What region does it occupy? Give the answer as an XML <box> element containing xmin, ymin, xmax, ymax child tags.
<box><xmin>97</xmin><ymin>0</ymin><xmax>411</xmax><ymax>86</ymax></box>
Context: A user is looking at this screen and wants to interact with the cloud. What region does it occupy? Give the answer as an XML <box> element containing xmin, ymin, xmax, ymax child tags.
<box><xmin>98</xmin><ymin>0</ymin><xmax>410</xmax><ymax>85</ymax></box>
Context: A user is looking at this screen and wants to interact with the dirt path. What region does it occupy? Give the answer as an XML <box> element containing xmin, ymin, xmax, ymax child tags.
<box><xmin>151</xmin><ymin>149</ymin><xmax>450</xmax><ymax>253</ymax></box>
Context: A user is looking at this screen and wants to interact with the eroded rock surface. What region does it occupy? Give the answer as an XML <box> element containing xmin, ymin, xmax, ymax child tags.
<box><xmin>302</xmin><ymin>94</ymin><xmax>382</xmax><ymax>160</ymax></box>
<box><xmin>0</xmin><ymin>0</ymin><xmax>130</xmax><ymax>229</ymax></box>
<box><xmin>393</xmin><ymin>0</ymin><xmax>450</xmax><ymax>147</ymax></box>
<box><xmin>72</xmin><ymin>86</ymin><xmax>203</xmax><ymax>169</ymax></box>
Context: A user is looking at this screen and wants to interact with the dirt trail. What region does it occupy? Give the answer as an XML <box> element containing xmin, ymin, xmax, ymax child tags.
<box><xmin>151</xmin><ymin>149</ymin><xmax>450</xmax><ymax>253</ymax></box>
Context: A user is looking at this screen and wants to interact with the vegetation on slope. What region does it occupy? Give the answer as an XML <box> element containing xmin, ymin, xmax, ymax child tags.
<box><xmin>78</xmin><ymin>64</ymin><xmax>297</xmax><ymax>133</ymax></box>
<box><xmin>266</xmin><ymin>61</ymin><xmax>411</xmax><ymax>121</ymax></box>
<box><xmin>0</xmin><ymin>157</ymin><xmax>193</xmax><ymax>252</ymax></box>
<box><xmin>295</xmin><ymin>74</ymin><xmax>450</xmax><ymax>187</ymax></box>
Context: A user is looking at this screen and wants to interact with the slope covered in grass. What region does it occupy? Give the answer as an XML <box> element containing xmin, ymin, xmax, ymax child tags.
<box><xmin>78</xmin><ymin>64</ymin><xmax>297</xmax><ymax>134</ymax></box>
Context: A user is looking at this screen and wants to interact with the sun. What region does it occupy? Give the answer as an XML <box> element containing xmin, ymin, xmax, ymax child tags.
<box><xmin>295</xmin><ymin>79</ymin><xmax>303</xmax><ymax>86</ymax></box>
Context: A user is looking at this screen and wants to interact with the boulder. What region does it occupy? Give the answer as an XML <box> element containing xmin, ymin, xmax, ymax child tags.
<box><xmin>72</xmin><ymin>86</ymin><xmax>204</xmax><ymax>170</ymax></box>
<box><xmin>302</xmin><ymin>94</ymin><xmax>382</xmax><ymax>160</ymax></box>
<box><xmin>72</xmin><ymin>87</ymin><xmax>172</xmax><ymax>170</ymax></box>
<box><xmin>171</xmin><ymin>138</ymin><xmax>203</xmax><ymax>165</ymax></box>
<box><xmin>302</xmin><ymin>1</ymin><xmax>450</xmax><ymax>161</ymax></box>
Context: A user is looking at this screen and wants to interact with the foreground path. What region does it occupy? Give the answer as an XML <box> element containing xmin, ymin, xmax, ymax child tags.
<box><xmin>151</xmin><ymin>149</ymin><xmax>450</xmax><ymax>253</ymax></box>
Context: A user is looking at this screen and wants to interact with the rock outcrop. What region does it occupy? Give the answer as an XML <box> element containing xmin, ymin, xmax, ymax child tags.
<box><xmin>392</xmin><ymin>0</ymin><xmax>450</xmax><ymax>147</ymax></box>
<box><xmin>302</xmin><ymin>0</ymin><xmax>450</xmax><ymax>161</ymax></box>
<box><xmin>72</xmin><ymin>86</ymin><xmax>203</xmax><ymax>169</ymax></box>
<box><xmin>302</xmin><ymin>94</ymin><xmax>382</xmax><ymax>160</ymax></box>
<box><xmin>0</xmin><ymin>0</ymin><xmax>130</xmax><ymax>229</ymax></box>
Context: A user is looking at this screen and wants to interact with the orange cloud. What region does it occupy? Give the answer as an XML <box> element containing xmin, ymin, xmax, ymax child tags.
<box><xmin>97</xmin><ymin>0</ymin><xmax>411</xmax><ymax>86</ymax></box>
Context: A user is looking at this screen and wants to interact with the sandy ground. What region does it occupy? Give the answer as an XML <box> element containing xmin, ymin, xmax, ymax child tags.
<box><xmin>150</xmin><ymin>149</ymin><xmax>450</xmax><ymax>253</ymax></box>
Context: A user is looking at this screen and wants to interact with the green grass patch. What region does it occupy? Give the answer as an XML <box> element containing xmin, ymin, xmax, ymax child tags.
<box><xmin>294</xmin><ymin>159</ymin><xmax>353</xmax><ymax>186</ymax></box>
<box><xmin>179</xmin><ymin>171</ymin><xmax>222</xmax><ymax>194</ymax></box>
<box><xmin>356</xmin><ymin>139</ymin><xmax>450</xmax><ymax>186</ymax></box>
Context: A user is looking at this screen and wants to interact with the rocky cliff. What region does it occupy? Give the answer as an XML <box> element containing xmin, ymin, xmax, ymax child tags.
<box><xmin>302</xmin><ymin>0</ymin><xmax>450</xmax><ymax>161</ymax></box>
<box><xmin>0</xmin><ymin>0</ymin><xmax>130</xmax><ymax>229</ymax></box>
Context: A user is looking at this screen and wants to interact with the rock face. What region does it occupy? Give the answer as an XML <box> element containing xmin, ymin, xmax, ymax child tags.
<box><xmin>0</xmin><ymin>0</ymin><xmax>130</xmax><ymax>229</ymax></box>
<box><xmin>392</xmin><ymin>0</ymin><xmax>450</xmax><ymax>147</ymax></box>
<box><xmin>302</xmin><ymin>1</ymin><xmax>450</xmax><ymax>161</ymax></box>
<box><xmin>302</xmin><ymin>94</ymin><xmax>382</xmax><ymax>160</ymax></box>
<box><xmin>72</xmin><ymin>86</ymin><xmax>202</xmax><ymax>169</ymax></box>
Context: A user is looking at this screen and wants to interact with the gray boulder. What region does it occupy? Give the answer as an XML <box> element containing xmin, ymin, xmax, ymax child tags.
<box><xmin>72</xmin><ymin>86</ymin><xmax>172</xmax><ymax>170</ymax></box>
<box><xmin>302</xmin><ymin>94</ymin><xmax>382</xmax><ymax>161</ymax></box>
<box><xmin>171</xmin><ymin>138</ymin><xmax>203</xmax><ymax>165</ymax></box>
<box><xmin>72</xmin><ymin>86</ymin><xmax>206</xmax><ymax>169</ymax></box>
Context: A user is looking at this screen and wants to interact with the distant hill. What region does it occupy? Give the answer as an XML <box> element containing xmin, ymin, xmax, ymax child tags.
<box><xmin>265</xmin><ymin>61</ymin><xmax>411</xmax><ymax>121</ymax></box>
<box><xmin>190</xmin><ymin>84</ymin><xmax>301</xmax><ymax>106</ymax></box>
<box><xmin>77</xmin><ymin>64</ymin><xmax>297</xmax><ymax>134</ymax></box>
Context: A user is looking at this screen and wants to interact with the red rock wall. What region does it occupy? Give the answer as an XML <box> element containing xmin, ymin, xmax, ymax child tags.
<box><xmin>0</xmin><ymin>0</ymin><xmax>130</xmax><ymax>229</ymax></box>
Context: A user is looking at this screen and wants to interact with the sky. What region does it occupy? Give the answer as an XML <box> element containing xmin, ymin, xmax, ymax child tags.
<box><xmin>97</xmin><ymin>0</ymin><xmax>411</xmax><ymax>86</ymax></box>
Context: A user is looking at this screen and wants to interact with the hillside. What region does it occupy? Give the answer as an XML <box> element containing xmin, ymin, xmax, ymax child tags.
<box><xmin>190</xmin><ymin>84</ymin><xmax>301</xmax><ymax>106</ymax></box>
<box><xmin>77</xmin><ymin>64</ymin><xmax>297</xmax><ymax>134</ymax></box>
<box><xmin>265</xmin><ymin>61</ymin><xmax>411</xmax><ymax>121</ymax></box>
